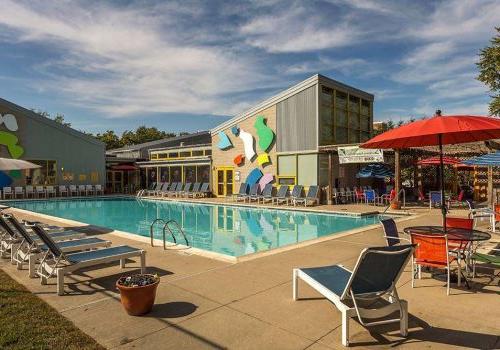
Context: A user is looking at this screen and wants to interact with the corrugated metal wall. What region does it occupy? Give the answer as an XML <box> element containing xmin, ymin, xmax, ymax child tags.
<box><xmin>276</xmin><ymin>85</ymin><xmax>317</xmax><ymax>152</ymax></box>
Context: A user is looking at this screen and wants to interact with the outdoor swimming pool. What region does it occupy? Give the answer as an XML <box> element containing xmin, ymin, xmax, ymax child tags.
<box><xmin>6</xmin><ymin>197</ymin><xmax>381</xmax><ymax>257</ymax></box>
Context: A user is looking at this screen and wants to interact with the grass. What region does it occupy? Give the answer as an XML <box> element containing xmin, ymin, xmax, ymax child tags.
<box><xmin>0</xmin><ymin>269</ymin><xmax>104</xmax><ymax>350</ymax></box>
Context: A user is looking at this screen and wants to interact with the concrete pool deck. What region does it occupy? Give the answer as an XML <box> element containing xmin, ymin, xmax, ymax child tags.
<box><xmin>1</xmin><ymin>207</ymin><xmax>499</xmax><ymax>349</ymax></box>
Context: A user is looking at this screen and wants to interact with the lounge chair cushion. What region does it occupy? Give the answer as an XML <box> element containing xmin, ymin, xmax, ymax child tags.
<box><xmin>41</xmin><ymin>238</ymin><xmax>107</xmax><ymax>251</ymax></box>
<box><xmin>66</xmin><ymin>246</ymin><xmax>141</xmax><ymax>263</ymax></box>
<box><xmin>299</xmin><ymin>265</ymin><xmax>351</xmax><ymax>297</ymax></box>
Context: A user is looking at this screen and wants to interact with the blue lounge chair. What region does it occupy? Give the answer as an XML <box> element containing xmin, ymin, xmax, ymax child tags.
<box><xmin>178</xmin><ymin>183</ymin><xmax>192</xmax><ymax>197</ymax></box>
<box><xmin>429</xmin><ymin>191</ymin><xmax>442</xmax><ymax>208</ymax></box>
<box><xmin>157</xmin><ymin>182</ymin><xmax>170</xmax><ymax>196</ymax></box>
<box><xmin>146</xmin><ymin>182</ymin><xmax>161</xmax><ymax>196</ymax></box>
<box><xmin>289</xmin><ymin>185</ymin><xmax>304</xmax><ymax>205</ymax></box>
<box><xmin>258</xmin><ymin>183</ymin><xmax>274</xmax><ymax>204</ymax></box>
<box><xmin>161</xmin><ymin>182</ymin><xmax>177</xmax><ymax>197</ymax></box>
<box><xmin>246</xmin><ymin>184</ymin><xmax>260</xmax><ymax>203</ymax></box>
<box><xmin>293</xmin><ymin>185</ymin><xmax>319</xmax><ymax>207</ymax></box>
<box><xmin>272</xmin><ymin>185</ymin><xmax>290</xmax><ymax>205</ymax></box>
<box><xmin>232</xmin><ymin>183</ymin><xmax>249</xmax><ymax>202</ymax></box>
<box><xmin>186</xmin><ymin>182</ymin><xmax>201</xmax><ymax>198</ymax></box>
<box><xmin>293</xmin><ymin>244</ymin><xmax>414</xmax><ymax>347</ymax></box>
<box><xmin>6</xmin><ymin>215</ymin><xmax>110</xmax><ymax>278</ymax></box>
<box><xmin>198</xmin><ymin>182</ymin><xmax>211</xmax><ymax>197</ymax></box>
<box><xmin>32</xmin><ymin>225</ymin><xmax>146</xmax><ymax>295</ymax></box>
<box><xmin>379</xmin><ymin>218</ymin><xmax>410</xmax><ymax>246</ymax></box>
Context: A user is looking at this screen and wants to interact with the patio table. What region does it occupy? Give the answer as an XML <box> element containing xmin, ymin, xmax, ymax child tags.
<box><xmin>404</xmin><ymin>226</ymin><xmax>491</xmax><ymax>288</ymax></box>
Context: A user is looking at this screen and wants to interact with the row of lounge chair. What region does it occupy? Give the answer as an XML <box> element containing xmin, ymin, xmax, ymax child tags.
<box><xmin>231</xmin><ymin>183</ymin><xmax>320</xmax><ymax>207</ymax></box>
<box><xmin>2</xmin><ymin>184</ymin><xmax>104</xmax><ymax>199</ymax></box>
<box><xmin>0</xmin><ymin>212</ymin><xmax>145</xmax><ymax>295</ymax></box>
<box><xmin>138</xmin><ymin>182</ymin><xmax>210</xmax><ymax>198</ymax></box>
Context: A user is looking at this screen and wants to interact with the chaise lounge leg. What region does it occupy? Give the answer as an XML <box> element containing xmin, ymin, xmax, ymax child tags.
<box><xmin>400</xmin><ymin>300</ymin><xmax>408</xmax><ymax>337</ymax></box>
<box><xmin>29</xmin><ymin>255</ymin><xmax>36</xmax><ymax>278</ymax></box>
<box><xmin>16</xmin><ymin>260</ymin><xmax>23</xmax><ymax>270</ymax></box>
<box><xmin>57</xmin><ymin>269</ymin><xmax>65</xmax><ymax>295</ymax></box>
<box><xmin>120</xmin><ymin>258</ymin><xmax>126</xmax><ymax>268</ymax></box>
<box><xmin>341</xmin><ymin>310</ymin><xmax>349</xmax><ymax>347</ymax></box>
<box><xmin>292</xmin><ymin>269</ymin><xmax>298</xmax><ymax>300</ymax></box>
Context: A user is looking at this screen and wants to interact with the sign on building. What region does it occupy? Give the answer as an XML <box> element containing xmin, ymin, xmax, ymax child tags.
<box><xmin>338</xmin><ymin>146</ymin><xmax>384</xmax><ymax>164</ymax></box>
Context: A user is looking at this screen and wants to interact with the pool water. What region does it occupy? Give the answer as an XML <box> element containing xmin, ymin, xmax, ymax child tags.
<box><xmin>6</xmin><ymin>197</ymin><xmax>381</xmax><ymax>257</ymax></box>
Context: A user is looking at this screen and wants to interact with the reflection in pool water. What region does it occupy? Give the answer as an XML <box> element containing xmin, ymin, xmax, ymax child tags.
<box><xmin>7</xmin><ymin>198</ymin><xmax>381</xmax><ymax>257</ymax></box>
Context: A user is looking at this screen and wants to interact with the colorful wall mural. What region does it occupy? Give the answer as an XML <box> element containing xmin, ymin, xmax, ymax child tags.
<box><xmin>0</xmin><ymin>113</ymin><xmax>24</xmax><ymax>187</ymax></box>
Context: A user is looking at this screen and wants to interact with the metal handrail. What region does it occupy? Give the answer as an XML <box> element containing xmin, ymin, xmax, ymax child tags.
<box><xmin>383</xmin><ymin>188</ymin><xmax>406</xmax><ymax>214</ymax></box>
<box><xmin>164</xmin><ymin>220</ymin><xmax>189</xmax><ymax>248</ymax></box>
<box><xmin>149</xmin><ymin>218</ymin><xmax>166</xmax><ymax>247</ymax></box>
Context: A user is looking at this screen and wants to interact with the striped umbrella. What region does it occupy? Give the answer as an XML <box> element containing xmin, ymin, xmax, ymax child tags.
<box><xmin>356</xmin><ymin>164</ymin><xmax>394</xmax><ymax>179</ymax></box>
<box><xmin>463</xmin><ymin>151</ymin><xmax>500</xmax><ymax>166</ymax></box>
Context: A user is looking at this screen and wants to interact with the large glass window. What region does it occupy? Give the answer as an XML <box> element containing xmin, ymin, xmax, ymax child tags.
<box><xmin>26</xmin><ymin>160</ymin><xmax>57</xmax><ymax>185</ymax></box>
<box><xmin>297</xmin><ymin>154</ymin><xmax>317</xmax><ymax>186</ymax></box>
<box><xmin>146</xmin><ymin>167</ymin><xmax>157</xmax><ymax>185</ymax></box>
<box><xmin>318</xmin><ymin>154</ymin><xmax>330</xmax><ymax>187</ymax></box>
<box><xmin>184</xmin><ymin>166</ymin><xmax>196</xmax><ymax>183</ymax></box>
<box><xmin>335</xmin><ymin>91</ymin><xmax>347</xmax><ymax>109</ymax></box>
<box><xmin>336</xmin><ymin>127</ymin><xmax>348</xmax><ymax>144</ymax></box>
<box><xmin>170</xmin><ymin>166</ymin><xmax>182</xmax><ymax>182</ymax></box>
<box><xmin>319</xmin><ymin>86</ymin><xmax>334</xmax><ymax>145</ymax></box>
<box><xmin>278</xmin><ymin>155</ymin><xmax>296</xmax><ymax>176</ymax></box>
<box><xmin>335</xmin><ymin>109</ymin><xmax>347</xmax><ymax>128</ymax></box>
<box><xmin>159</xmin><ymin>167</ymin><xmax>169</xmax><ymax>182</ymax></box>
<box><xmin>197</xmin><ymin>165</ymin><xmax>210</xmax><ymax>183</ymax></box>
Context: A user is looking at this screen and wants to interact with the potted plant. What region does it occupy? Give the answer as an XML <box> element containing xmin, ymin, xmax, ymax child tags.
<box><xmin>116</xmin><ymin>274</ymin><xmax>160</xmax><ymax>316</ymax></box>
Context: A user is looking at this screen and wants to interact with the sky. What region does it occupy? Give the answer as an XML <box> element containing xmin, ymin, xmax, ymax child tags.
<box><xmin>0</xmin><ymin>0</ymin><xmax>497</xmax><ymax>135</ymax></box>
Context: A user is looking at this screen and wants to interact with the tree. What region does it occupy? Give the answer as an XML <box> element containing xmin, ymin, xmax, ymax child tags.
<box><xmin>120</xmin><ymin>126</ymin><xmax>177</xmax><ymax>145</ymax></box>
<box><xmin>95</xmin><ymin>130</ymin><xmax>122</xmax><ymax>150</ymax></box>
<box><xmin>53</xmin><ymin>113</ymin><xmax>71</xmax><ymax>127</ymax></box>
<box><xmin>477</xmin><ymin>27</ymin><xmax>500</xmax><ymax>116</ymax></box>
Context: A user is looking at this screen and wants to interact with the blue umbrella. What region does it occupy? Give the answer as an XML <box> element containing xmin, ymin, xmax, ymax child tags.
<box><xmin>356</xmin><ymin>164</ymin><xmax>394</xmax><ymax>179</ymax></box>
<box><xmin>463</xmin><ymin>151</ymin><xmax>500</xmax><ymax>166</ymax></box>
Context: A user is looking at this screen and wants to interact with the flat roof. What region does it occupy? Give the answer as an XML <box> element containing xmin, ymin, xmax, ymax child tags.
<box><xmin>211</xmin><ymin>74</ymin><xmax>374</xmax><ymax>134</ymax></box>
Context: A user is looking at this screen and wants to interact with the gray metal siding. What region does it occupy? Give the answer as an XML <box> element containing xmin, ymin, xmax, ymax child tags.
<box><xmin>0</xmin><ymin>102</ymin><xmax>105</xmax><ymax>186</ymax></box>
<box><xmin>277</xmin><ymin>85</ymin><xmax>317</xmax><ymax>152</ymax></box>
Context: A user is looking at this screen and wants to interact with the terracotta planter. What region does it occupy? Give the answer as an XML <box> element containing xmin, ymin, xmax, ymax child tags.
<box><xmin>391</xmin><ymin>201</ymin><xmax>401</xmax><ymax>210</ymax></box>
<box><xmin>116</xmin><ymin>275</ymin><xmax>159</xmax><ymax>316</ymax></box>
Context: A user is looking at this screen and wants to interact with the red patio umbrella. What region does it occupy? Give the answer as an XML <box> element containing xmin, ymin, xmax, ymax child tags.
<box><xmin>361</xmin><ymin>111</ymin><xmax>500</xmax><ymax>228</ymax></box>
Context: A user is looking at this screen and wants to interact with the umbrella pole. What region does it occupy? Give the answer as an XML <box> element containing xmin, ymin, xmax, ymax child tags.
<box><xmin>439</xmin><ymin>134</ymin><xmax>447</xmax><ymax>230</ymax></box>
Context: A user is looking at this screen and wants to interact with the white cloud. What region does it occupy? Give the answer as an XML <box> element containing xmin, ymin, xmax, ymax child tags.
<box><xmin>240</xmin><ymin>5</ymin><xmax>362</xmax><ymax>53</ymax></box>
<box><xmin>0</xmin><ymin>0</ymin><xmax>274</xmax><ymax>117</ymax></box>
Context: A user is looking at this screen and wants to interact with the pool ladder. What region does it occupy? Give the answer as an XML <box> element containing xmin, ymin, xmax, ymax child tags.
<box><xmin>149</xmin><ymin>218</ymin><xmax>189</xmax><ymax>250</ymax></box>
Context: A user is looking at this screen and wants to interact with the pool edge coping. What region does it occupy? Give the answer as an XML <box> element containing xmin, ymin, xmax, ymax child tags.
<box><xmin>5</xmin><ymin>206</ymin><xmax>422</xmax><ymax>263</ymax></box>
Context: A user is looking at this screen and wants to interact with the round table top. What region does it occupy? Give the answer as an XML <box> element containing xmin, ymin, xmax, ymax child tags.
<box><xmin>403</xmin><ymin>225</ymin><xmax>491</xmax><ymax>242</ymax></box>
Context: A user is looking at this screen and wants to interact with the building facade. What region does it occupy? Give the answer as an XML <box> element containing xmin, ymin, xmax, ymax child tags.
<box><xmin>0</xmin><ymin>97</ymin><xmax>105</xmax><ymax>187</ymax></box>
<box><xmin>210</xmin><ymin>74</ymin><xmax>374</xmax><ymax>198</ymax></box>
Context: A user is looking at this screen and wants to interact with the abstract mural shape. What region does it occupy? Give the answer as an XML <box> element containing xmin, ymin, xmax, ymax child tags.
<box><xmin>245</xmin><ymin>168</ymin><xmax>262</xmax><ymax>185</ymax></box>
<box><xmin>217</xmin><ymin>131</ymin><xmax>232</xmax><ymax>150</ymax></box>
<box><xmin>233</xmin><ymin>154</ymin><xmax>244</xmax><ymax>166</ymax></box>
<box><xmin>0</xmin><ymin>114</ymin><xmax>19</xmax><ymax>131</ymax></box>
<box><xmin>258</xmin><ymin>173</ymin><xmax>274</xmax><ymax>191</ymax></box>
<box><xmin>0</xmin><ymin>171</ymin><xmax>13</xmax><ymax>187</ymax></box>
<box><xmin>254</xmin><ymin>116</ymin><xmax>275</xmax><ymax>152</ymax></box>
<box><xmin>257</xmin><ymin>153</ymin><xmax>271</xmax><ymax>167</ymax></box>
<box><xmin>238</xmin><ymin>129</ymin><xmax>256</xmax><ymax>160</ymax></box>
<box><xmin>0</xmin><ymin>131</ymin><xmax>24</xmax><ymax>158</ymax></box>
<box><xmin>231</xmin><ymin>126</ymin><xmax>240</xmax><ymax>136</ymax></box>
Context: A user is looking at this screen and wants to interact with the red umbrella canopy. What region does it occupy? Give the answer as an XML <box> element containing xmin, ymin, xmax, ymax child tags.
<box><xmin>362</xmin><ymin>115</ymin><xmax>500</xmax><ymax>149</ymax></box>
<box><xmin>417</xmin><ymin>156</ymin><xmax>462</xmax><ymax>166</ymax></box>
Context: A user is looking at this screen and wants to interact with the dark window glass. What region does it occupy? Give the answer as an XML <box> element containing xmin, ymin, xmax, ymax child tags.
<box><xmin>180</xmin><ymin>151</ymin><xmax>191</xmax><ymax>158</ymax></box>
<box><xmin>335</xmin><ymin>91</ymin><xmax>347</xmax><ymax>109</ymax></box>
<box><xmin>170</xmin><ymin>166</ymin><xmax>182</xmax><ymax>182</ymax></box>
<box><xmin>192</xmin><ymin>150</ymin><xmax>204</xmax><ymax>157</ymax></box>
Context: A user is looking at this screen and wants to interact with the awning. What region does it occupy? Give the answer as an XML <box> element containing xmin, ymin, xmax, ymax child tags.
<box><xmin>356</xmin><ymin>164</ymin><xmax>394</xmax><ymax>179</ymax></box>
<box><xmin>463</xmin><ymin>151</ymin><xmax>500</xmax><ymax>166</ymax></box>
